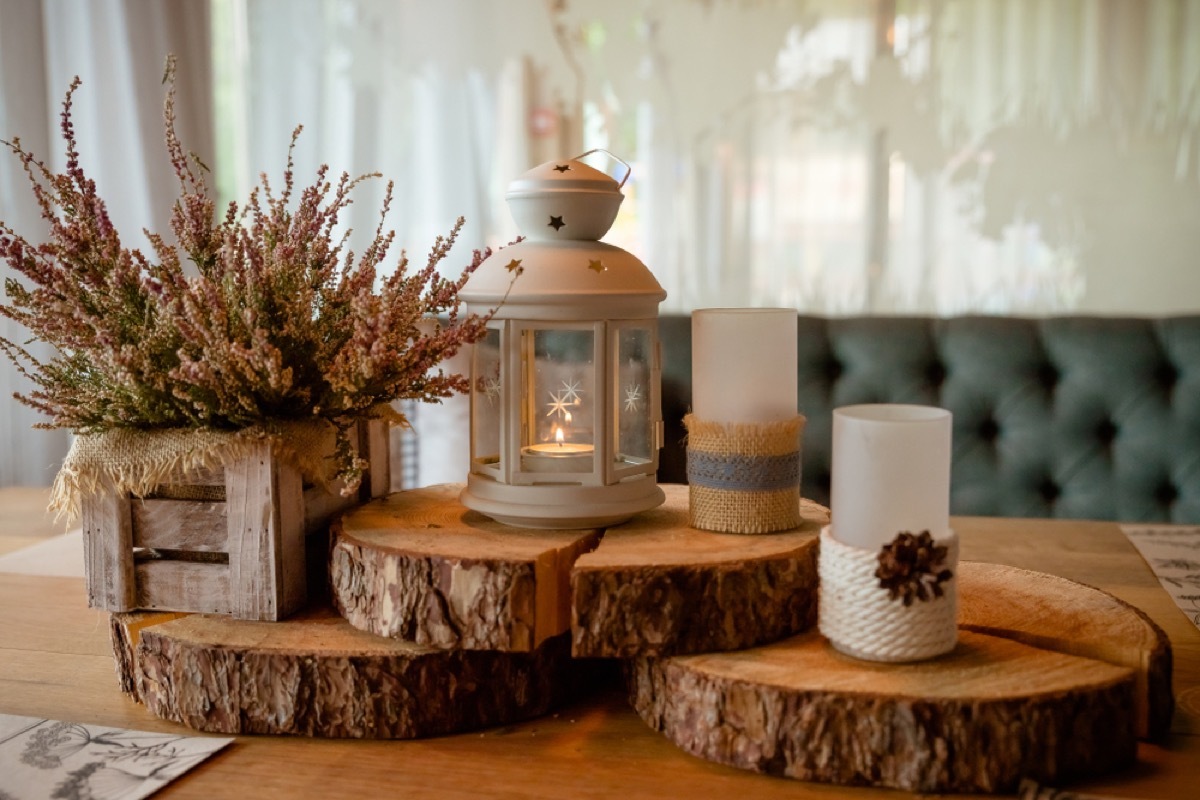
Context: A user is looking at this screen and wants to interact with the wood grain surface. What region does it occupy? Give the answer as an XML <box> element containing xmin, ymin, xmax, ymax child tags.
<box><xmin>571</xmin><ymin>486</ymin><xmax>827</xmax><ymax>657</ymax></box>
<box><xmin>111</xmin><ymin>606</ymin><xmax>569</xmax><ymax>738</ymax></box>
<box><xmin>331</xmin><ymin>484</ymin><xmax>829</xmax><ymax>657</ymax></box>
<box><xmin>631</xmin><ymin>629</ymin><xmax>1136</xmax><ymax>793</ymax></box>
<box><xmin>958</xmin><ymin>560</ymin><xmax>1174</xmax><ymax>740</ymax></box>
<box><xmin>629</xmin><ymin>558</ymin><xmax>1178</xmax><ymax>792</ymax></box>
<box><xmin>2</xmin><ymin>512</ymin><xmax>1199</xmax><ymax>799</ymax></box>
<box><xmin>331</xmin><ymin>484</ymin><xmax>601</xmax><ymax>651</ymax></box>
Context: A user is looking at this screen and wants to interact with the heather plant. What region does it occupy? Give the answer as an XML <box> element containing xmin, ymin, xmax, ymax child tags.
<box><xmin>0</xmin><ymin>59</ymin><xmax>506</xmax><ymax>492</ymax></box>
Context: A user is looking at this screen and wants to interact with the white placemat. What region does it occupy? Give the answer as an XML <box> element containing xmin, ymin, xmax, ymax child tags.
<box><xmin>0</xmin><ymin>714</ymin><xmax>231</xmax><ymax>800</ymax></box>
<box><xmin>0</xmin><ymin>530</ymin><xmax>83</xmax><ymax>577</ymax></box>
<box><xmin>1121</xmin><ymin>524</ymin><xmax>1200</xmax><ymax>631</ymax></box>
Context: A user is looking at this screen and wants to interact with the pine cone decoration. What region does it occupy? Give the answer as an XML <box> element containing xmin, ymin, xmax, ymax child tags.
<box><xmin>875</xmin><ymin>530</ymin><xmax>954</xmax><ymax>606</ymax></box>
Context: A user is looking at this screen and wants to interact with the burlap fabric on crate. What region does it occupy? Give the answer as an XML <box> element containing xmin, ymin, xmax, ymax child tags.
<box><xmin>49</xmin><ymin>419</ymin><xmax>351</xmax><ymax>523</ymax></box>
<box><xmin>684</xmin><ymin>413</ymin><xmax>806</xmax><ymax>534</ymax></box>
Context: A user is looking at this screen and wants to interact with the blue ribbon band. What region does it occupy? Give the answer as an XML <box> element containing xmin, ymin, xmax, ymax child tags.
<box><xmin>687</xmin><ymin>450</ymin><xmax>800</xmax><ymax>493</ymax></box>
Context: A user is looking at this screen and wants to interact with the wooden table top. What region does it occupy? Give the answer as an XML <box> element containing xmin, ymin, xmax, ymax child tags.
<box><xmin>2</xmin><ymin>515</ymin><xmax>1198</xmax><ymax>799</ymax></box>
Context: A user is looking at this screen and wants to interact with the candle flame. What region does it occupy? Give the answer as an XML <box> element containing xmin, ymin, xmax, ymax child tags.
<box><xmin>555</xmin><ymin>426</ymin><xmax>565</xmax><ymax>446</ymax></box>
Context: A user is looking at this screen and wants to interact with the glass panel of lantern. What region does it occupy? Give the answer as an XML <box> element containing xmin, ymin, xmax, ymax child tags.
<box><xmin>518</xmin><ymin>324</ymin><xmax>599</xmax><ymax>480</ymax></box>
<box><xmin>613</xmin><ymin>322</ymin><xmax>657</xmax><ymax>477</ymax></box>
<box><xmin>469</xmin><ymin>325</ymin><xmax>503</xmax><ymax>480</ymax></box>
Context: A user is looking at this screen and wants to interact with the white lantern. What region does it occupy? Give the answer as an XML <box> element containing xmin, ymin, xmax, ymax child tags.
<box><xmin>459</xmin><ymin>154</ymin><xmax>666</xmax><ymax>528</ymax></box>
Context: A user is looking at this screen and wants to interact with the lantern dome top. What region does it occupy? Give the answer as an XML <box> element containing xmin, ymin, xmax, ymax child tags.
<box><xmin>504</xmin><ymin>154</ymin><xmax>628</xmax><ymax>242</ymax></box>
<box><xmin>506</xmin><ymin>158</ymin><xmax>623</xmax><ymax>196</ymax></box>
<box><xmin>461</xmin><ymin>239</ymin><xmax>664</xmax><ymax>321</ymax></box>
<box><xmin>462</xmin><ymin>152</ymin><xmax>665</xmax><ymax>321</ymax></box>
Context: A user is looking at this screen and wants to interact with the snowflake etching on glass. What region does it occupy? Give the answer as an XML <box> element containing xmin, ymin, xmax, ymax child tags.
<box><xmin>624</xmin><ymin>383</ymin><xmax>643</xmax><ymax>413</ymax></box>
<box><xmin>545</xmin><ymin>390</ymin><xmax>572</xmax><ymax>419</ymax></box>
<box><xmin>482</xmin><ymin>376</ymin><xmax>502</xmax><ymax>407</ymax></box>
<box><xmin>559</xmin><ymin>379</ymin><xmax>583</xmax><ymax>405</ymax></box>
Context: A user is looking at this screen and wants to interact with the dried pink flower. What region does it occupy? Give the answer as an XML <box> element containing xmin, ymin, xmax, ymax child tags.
<box><xmin>1</xmin><ymin>56</ymin><xmax>511</xmax><ymax>490</ymax></box>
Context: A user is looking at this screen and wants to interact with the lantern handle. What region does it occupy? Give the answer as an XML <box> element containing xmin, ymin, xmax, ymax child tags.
<box><xmin>572</xmin><ymin>148</ymin><xmax>631</xmax><ymax>188</ymax></box>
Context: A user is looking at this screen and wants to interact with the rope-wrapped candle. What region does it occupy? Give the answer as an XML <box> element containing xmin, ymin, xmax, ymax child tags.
<box><xmin>686</xmin><ymin>309</ymin><xmax>803</xmax><ymax>534</ymax></box>
<box><xmin>819</xmin><ymin>404</ymin><xmax>958</xmax><ymax>661</ymax></box>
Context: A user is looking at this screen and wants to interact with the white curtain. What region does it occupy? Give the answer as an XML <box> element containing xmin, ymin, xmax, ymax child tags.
<box><xmin>223</xmin><ymin>0</ymin><xmax>1200</xmax><ymax>487</ymax></box>
<box><xmin>6</xmin><ymin>0</ymin><xmax>1198</xmax><ymax>488</ymax></box>
<box><xmin>221</xmin><ymin>0</ymin><xmax>1200</xmax><ymax>319</ymax></box>
<box><xmin>0</xmin><ymin>0</ymin><xmax>212</xmax><ymax>486</ymax></box>
<box><xmin>219</xmin><ymin>0</ymin><xmax>566</xmax><ymax>487</ymax></box>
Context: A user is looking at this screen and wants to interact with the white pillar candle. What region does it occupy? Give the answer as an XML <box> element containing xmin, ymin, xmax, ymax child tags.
<box><xmin>692</xmin><ymin>309</ymin><xmax>797</xmax><ymax>424</ymax></box>
<box><xmin>830</xmin><ymin>404</ymin><xmax>952</xmax><ymax>550</ymax></box>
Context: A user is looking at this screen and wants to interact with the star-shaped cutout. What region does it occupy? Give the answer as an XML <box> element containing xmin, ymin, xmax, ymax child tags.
<box><xmin>548</xmin><ymin>215</ymin><xmax>565</xmax><ymax>231</ymax></box>
<box><xmin>587</xmin><ymin>259</ymin><xmax>606</xmax><ymax>273</ymax></box>
<box><xmin>505</xmin><ymin>258</ymin><xmax>523</xmax><ymax>273</ymax></box>
<box><xmin>553</xmin><ymin>164</ymin><xmax>571</xmax><ymax>172</ymax></box>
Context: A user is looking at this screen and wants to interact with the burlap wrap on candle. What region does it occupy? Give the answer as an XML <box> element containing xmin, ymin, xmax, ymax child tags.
<box><xmin>47</xmin><ymin>414</ymin><xmax>395</xmax><ymax>523</ymax></box>
<box><xmin>683</xmin><ymin>413</ymin><xmax>805</xmax><ymax>534</ymax></box>
<box><xmin>818</xmin><ymin>526</ymin><xmax>958</xmax><ymax>662</ymax></box>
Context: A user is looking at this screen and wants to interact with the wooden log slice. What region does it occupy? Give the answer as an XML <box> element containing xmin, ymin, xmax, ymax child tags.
<box><xmin>110</xmin><ymin>611</ymin><xmax>188</xmax><ymax>695</ymax></box>
<box><xmin>330</xmin><ymin>484</ymin><xmax>601</xmax><ymax>652</ymax></box>
<box><xmin>110</xmin><ymin>607</ymin><xmax>569</xmax><ymax>738</ymax></box>
<box><xmin>957</xmin><ymin>561</ymin><xmax>1173</xmax><ymax>741</ymax></box>
<box><xmin>571</xmin><ymin>484</ymin><xmax>828</xmax><ymax>658</ymax></box>
<box><xmin>629</xmin><ymin>629</ymin><xmax>1137</xmax><ymax>794</ymax></box>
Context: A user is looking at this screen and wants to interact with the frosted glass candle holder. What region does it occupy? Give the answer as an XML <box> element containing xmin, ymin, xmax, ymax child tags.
<box><xmin>692</xmin><ymin>308</ymin><xmax>797</xmax><ymax>424</ymax></box>
<box><xmin>686</xmin><ymin>309</ymin><xmax>803</xmax><ymax>534</ymax></box>
<box><xmin>821</xmin><ymin>404</ymin><xmax>957</xmax><ymax>662</ymax></box>
<box><xmin>830</xmin><ymin>404</ymin><xmax>952</xmax><ymax>550</ymax></box>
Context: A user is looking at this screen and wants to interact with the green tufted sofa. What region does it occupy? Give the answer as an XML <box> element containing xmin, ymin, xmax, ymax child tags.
<box><xmin>657</xmin><ymin>315</ymin><xmax>1200</xmax><ymax>523</ymax></box>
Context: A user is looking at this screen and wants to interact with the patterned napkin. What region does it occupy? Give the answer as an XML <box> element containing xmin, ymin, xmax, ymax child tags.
<box><xmin>0</xmin><ymin>714</ymin><xmax>231</xmax><ymax>800</ymax></box>
<box><xmin>1121</xmin><ymin>525</ymin><xmax>1200</xmax><ymax>631</ymax></box>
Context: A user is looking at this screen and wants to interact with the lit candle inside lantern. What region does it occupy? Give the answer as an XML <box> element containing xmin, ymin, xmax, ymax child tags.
<box><xmin>693</xmin><ymin>309</ymin><xmax>797</xmax><ymax>424</ymax></box>
<box><xmin>520</xmin><ymin>423</ymin><xmax>594</xmax><ymax>473</ymax></box>
<box><xmin>830</xmin><ymin>404</ymin><xmax>952</xmax><ymax>550</ymax></box>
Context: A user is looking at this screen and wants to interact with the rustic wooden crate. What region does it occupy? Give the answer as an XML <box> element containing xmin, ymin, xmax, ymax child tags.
<box><xmin>82</xmin><ymin>419</ymin><xmax>390</xmax><ymax>621</ymax></box>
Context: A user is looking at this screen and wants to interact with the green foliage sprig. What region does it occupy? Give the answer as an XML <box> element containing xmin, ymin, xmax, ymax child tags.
<box><xmin>0</xmin><ymin>58</ymin><xmax>502</xmax><ymax>491</ymax></box>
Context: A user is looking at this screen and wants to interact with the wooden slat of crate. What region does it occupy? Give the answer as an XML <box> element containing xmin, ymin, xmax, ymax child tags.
<box><xmin>82</xmin><ymin>475</ymin><xmax>134</xmax><ymax>611</ymax></box>
<box><xmin>84</xmin><ymin>419</ymin><xmax>391</xmax><ymax>620</ymax></box>
<box><xmin>135</xmin><ymin>560</ymin><xmax>231</xmax><ymax>615</ymax></box>
<box><xmin>131</xmin><ymin>499</ymin><xmax>227</xmax><ymax>552</ymax></box>
<box><xmin>164</xmin><ymin>464</ymin><xmax>225</xmax><ymax>486</ymax></box>
<box><xmin>302</xmin><ymin>486</ymin><xmax>357</xmax><ymax>537</ymax></box>
<box><xmin>360</xmin><ymin>419</ymin><xmax>391</xmax><ymax>499</ymax></box>
<box><xmin>226</xmin><ymin>441</ymin><xmax>306</xmax><ymax>621</ymax></box>
<box><xmin>277</xmin><ymin>464</ymin><xmax>308</xmax><ymax>616</ymax></box>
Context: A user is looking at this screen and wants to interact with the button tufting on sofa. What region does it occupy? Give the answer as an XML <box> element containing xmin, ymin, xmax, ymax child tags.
<box><xmin>1095</xmin><ymin>419</ymin><xmax>1118</xmax><ymax>446</ymax></box>
<box><xmin>657</xmin><ymin>314</ymin><xmax>1200</xmax><ymax>523</ymax></box>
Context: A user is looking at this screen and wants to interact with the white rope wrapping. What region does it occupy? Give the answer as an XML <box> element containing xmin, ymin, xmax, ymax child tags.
<box><xmin>818</xmin><ymin>525</ymin><xmax>959</xmax><ymax>663</ymax></box>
